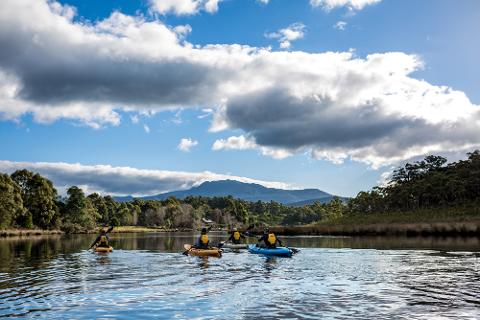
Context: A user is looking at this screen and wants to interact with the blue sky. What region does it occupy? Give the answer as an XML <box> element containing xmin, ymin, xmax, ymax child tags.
<box><xmin>0</xmin><ymin>0</ymin><xmax>479</xmax><ymax>197</ymax></box>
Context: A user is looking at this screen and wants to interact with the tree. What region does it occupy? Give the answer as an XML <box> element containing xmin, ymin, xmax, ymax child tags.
<box><xmin>0</xmin><ymin>174</ymin><xmax>26</xmax><ymax>228</ymax></box>
<box><xmin>11</xmin><ymin>170</ymin><xmax>58</xmax><ymax>229</ymax></box>
<box><xmin>62</xmin><ymin>186</ymin><xmax>97</xmax><ymax>231</ymax></box>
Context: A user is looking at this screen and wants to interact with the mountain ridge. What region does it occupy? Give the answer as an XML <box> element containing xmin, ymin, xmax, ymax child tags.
<box><xmin>115</xmin><ymin>179</ymin><xmax>343</xmax><ymax>205</ymax></box>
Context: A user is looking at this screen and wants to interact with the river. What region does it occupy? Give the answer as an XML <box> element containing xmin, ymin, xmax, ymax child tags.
<box><xmin>1</xmin><ymin>232</ymin><xmax>479</xmax><ymax>319</ymax></box>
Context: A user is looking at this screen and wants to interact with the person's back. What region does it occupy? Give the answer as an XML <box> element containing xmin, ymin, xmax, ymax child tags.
<box><xmin>228</xmin><ymin>228</ymin><xmax>245</xmax><ymax>244</ymax></box>
<box><xmin>89</xmin><ymin>227</ymin><xmax>113</xmax><ymax>249</ymax></box>
<box><xmin>258</xmin><ymin>228</ymin><xmax>282</xmax><ymax>248</ymax></box>
<box><xmin>98</xmin><ymin>233</ymin><xmax>109</xmax><ymax>247</ymax></box>
<box><xmin>196</xmin><ymin>227</ymin><xmax>210</xmax><ymax>249</ymax></box>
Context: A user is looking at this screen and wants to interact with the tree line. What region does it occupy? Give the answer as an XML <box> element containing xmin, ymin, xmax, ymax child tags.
<box><xmin>0</xmin><ymin>169</ymin><xmax>344</xmax><ymax>232</ymax></box>
<box><xmin>2</xmin><ymin>151</ymin><xmax>479</xmax><ymax>232</ymax></box>
<box><xmin>347</xmin><ymin>151</ymin><xmax>480</xmax><ymax>215</ymax></box>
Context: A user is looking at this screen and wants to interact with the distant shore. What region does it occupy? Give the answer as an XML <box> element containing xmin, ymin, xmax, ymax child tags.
<box><xmin>4</xmin><ymin>215</ymin><xmax>480</xmax><ymax>238</ymax></box>
<box><xmin>0</xmin><ymin>226</ymin><xmax>190</xmax><ymax>237</ymax></box>
<box><xmin>258</xmin><ymin>221</ymin><xmax>480</xmax><ymax>237</ymax></box>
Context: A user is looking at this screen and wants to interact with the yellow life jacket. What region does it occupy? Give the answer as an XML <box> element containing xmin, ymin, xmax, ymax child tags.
<box><xmin>200</xmin><ymin>234</ymin><xmax>209</xmax><ymax>245</ymax></box>
<box><xmin>267</xmin><ymin>233</ymin><xmax>276</xmax><ymax>245</ymax></box>
<box><xmin>100</xmin><ymin>235</ymin><xmax>108</xmax><ymax>245</ymax></box>
<box><xmin>233</xmin><ymin>231</ymin><xmax>241</xmax><ymax>241</ymax></box>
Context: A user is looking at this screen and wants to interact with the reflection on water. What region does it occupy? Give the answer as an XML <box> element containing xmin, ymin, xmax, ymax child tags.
<box><xmin>0</xmin><ymin>232</ymin><xmax>479</xmax><ymax>319</ymax></box>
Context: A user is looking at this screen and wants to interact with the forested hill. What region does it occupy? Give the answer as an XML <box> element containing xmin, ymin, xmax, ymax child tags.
<box><xmin>115</xmin><ymin>180</ymin><xmax>336</xmax><ymax>204</ymax></box>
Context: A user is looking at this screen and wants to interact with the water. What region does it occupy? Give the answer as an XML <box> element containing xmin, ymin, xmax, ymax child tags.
<box><xmin>1</xmin><ymin>232</ymin><xmax>479</xmax><ymax>319</ymax></box>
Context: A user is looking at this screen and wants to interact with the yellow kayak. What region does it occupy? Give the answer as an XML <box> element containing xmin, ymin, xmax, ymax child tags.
<box><xmin>95</xmin><ymin>246</ymin><xmax>113</xmax><ymax>253</ymax></box>
<box><xmin>183</xmin><ymin>244</ymin><xmax>222</xmax><ymax>257</ymax></box>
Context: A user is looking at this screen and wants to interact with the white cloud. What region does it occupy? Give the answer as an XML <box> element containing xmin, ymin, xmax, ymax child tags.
<box><xmin>149</xmin><ymin>0</ymin><xmax>222</xmax><ymax>15</ymax></box>
<box><xmin>212</xmin><ymin>135</ymin><xmax>292</xmax><ymax>159</ymax></box>
<box><xmin>178</xmin><ymin>138</ymin><xmax>198</xmax><ymax>152</ymax></box>
<box><xmin>310</xmin><ymin>0</ymin><xmax>381</xmax><ymax>11</ymax></box>
<box><xmin>130</xmin><ymin>114</ymin><xmax>139</xmax><ymax>124</ymax></box>
<box><xmin>0</xmin><ymin>160</ymin><xmax>292</xmax><ymax>196</ymax></box>
<box><xmin>143</xmin><ymin>124</ymin><xmax>150</xmax><ymax>133</ymax></box>
<box><xmin>257</xmin><ymin>0</ymin><xmax>270</xmax><ymax>4</ymax></box>
<box><xmin>265</xmin><ymin>22</ymin><xmax>306</xmax><ymax>49</ymax></box>
<box><xmin>334</xmin><ymin>21</ymin><xmax>347</xmax><ymax>30</ymax></box>
<box><xmin>1</xmin><ymin>0</ymin><xmax>480</xmax><ymax>167</ymax></box>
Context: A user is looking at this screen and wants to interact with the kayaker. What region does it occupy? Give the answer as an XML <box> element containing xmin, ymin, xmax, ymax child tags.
<box><xmin>89</xmin><ymin>226</ymin><xmax>113</xmax><ymax>249</ymax></box>
<box><xmin>195</xmin><ymin>226</ymin><xmax>211</xmax><ymax>249</ymax></box>
<box><xmin>258</xmin><ymin>228</ymin><xmax>283</xmax><ymax>249</ymax></box>
<box><xmin>226</xmin><ymin>227</ymin><xmax>246</xmax><ymax>244</ymax></box>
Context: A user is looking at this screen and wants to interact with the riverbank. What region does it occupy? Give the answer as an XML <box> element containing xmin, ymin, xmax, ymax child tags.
<box><xmin>0</xmin><ymin>226</ymin><xmax>191</xmax><ymax>237</ymax></box>
<box><xmin>0</xmin><ymin>229</ymin><xmax>64</xmax><ymax>237</ymax></box>
<box><xmin>258</xmin><ymin>208</ymin><xmax>480</xmax><ymax>236</ymax></box>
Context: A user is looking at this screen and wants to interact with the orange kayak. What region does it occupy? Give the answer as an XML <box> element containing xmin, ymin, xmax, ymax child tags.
<box><xmin>183</xmin><ymin>244</ymin><xmax>222</xmax><ymax>257</ymax></box>
<box><xmin>95</xmin><ymin>246</ymin><xmax>113</xmax><ymax>253</ymax></box>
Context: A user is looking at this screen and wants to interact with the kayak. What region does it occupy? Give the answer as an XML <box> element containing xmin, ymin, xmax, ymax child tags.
<box><xmin>184</xmin><ymin>244</ymin><xmax>222</xmax><ymax>257</ymax></box>
<box><xmin>247</xmin><ymin>244</ymin><xmax>292</xmax><ymax>257</ymax></box>
<box><xmin>95</xmin><ymin>246</ymin><xmax>113</xmax><ymax>253</ymax></box>
<box><xmin>219</xmin><ymin>242</ymin><xmax>248</xmax><ymax>249</ymax></box>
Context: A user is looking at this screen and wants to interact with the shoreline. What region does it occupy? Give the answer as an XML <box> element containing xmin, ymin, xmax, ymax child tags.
<box><xmin>3</xmin><ymin>221</ymin><xmax>480</xmax><ymax>238</ymax></box>
<box><xmin>258</xmin><ymin>221</ymin><xmax>480</xmax><ymax>237</ymax></box>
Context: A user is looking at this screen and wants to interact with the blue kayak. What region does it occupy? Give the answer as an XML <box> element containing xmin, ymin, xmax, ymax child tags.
<box><xmin>247</xmin><ymin>244</ymin><xmax>293</xmax><ymax>257</ymax></box>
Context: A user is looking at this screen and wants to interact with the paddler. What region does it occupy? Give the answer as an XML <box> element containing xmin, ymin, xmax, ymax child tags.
<box><xmin>89</xmin><ymin>226</ymin><xmax>113</xmax><ymax>249</ymax></box>
<box><xmin>258</xmin><ymin>228</ymin><xmax>283</xmax><ymax>249</ymax></box>
<box><xmin>225</xmin><ymin>227</ymin><xmax>246</xmax><ymax>244</ymax></box>
<box><xmin>194</xmin><ymin>226</ymin><xmax>211</xmax><ymax>249</ymax></box>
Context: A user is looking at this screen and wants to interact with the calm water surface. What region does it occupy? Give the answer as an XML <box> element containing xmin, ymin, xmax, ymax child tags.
<box><xmin>0</xmin><ymin>232</ymin><xmax>479</xmax><ymax>319</ymax></box>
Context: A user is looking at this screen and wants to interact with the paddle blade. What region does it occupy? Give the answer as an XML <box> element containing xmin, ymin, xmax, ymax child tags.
<box><xmin>183</xmin><ymin>244</ymin><xmax>192</xmax><ymax>251</ymax></box>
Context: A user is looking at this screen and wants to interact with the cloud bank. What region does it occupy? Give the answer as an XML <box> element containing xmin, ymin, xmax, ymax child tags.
<box><xmin>310</xmin><ymin>0</ymin><xmax>381</xmax><ymax>11</ymax></box>
<box><xmin>1</xmin><ymin>0</ymin><xmax>479</xmax><ymax>167</ymax></box>
<box><xmin>0</xmin><ymin>160</ymin><xmax>292</xmax><ymax>196</ymax></box>
<box><xmin>149</xmin><ymin>0</ymin><xmax>221</xmax><ymax>15</ymax></box>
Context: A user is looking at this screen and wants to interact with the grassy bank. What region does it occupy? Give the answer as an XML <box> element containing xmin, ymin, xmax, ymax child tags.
<box><xmin>259</xmin><ymin>207</ymin><xmax>480</xmax><ymax>236</ymax></box>
<box><xmin>0</xmin><ymin>229</ymin><xmax>64</xmax><ymax>237</ymax></box>
<box><xmin>0</xmin><ymin>226</ymin><xmax>191</xmax><ymax>237</ymax></box>
<box><xmin>108</xmin><ymin>226</ymin><xmax>191</xmax><ymax>233</ymax></box>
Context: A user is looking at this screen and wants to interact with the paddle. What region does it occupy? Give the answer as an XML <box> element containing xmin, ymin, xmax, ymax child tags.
<box><xmin>182</xmin><ymin>244</ymin><xmax>192</xmax><ymax>255</ymax></box>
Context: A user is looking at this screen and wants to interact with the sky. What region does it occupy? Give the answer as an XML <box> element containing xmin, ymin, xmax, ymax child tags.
<box><xmin>0</xmin><ymin>0</ymin><xmax>479</xmax><ymax>197</ymax></box>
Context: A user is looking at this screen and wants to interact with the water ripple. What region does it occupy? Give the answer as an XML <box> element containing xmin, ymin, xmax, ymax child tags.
<box><xmin>0</xmin><ymin>236</ymin><xmax>479</xmax><ymax>319</ymax></box>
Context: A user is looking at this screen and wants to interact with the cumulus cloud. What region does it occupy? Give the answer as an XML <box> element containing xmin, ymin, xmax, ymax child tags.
<box><xmin>310</xmin><ymin>0</ymin><xmax>381</xmax><ymax>11</ymax></box>
<box><xmin>0</xmin><ymin>160</ymin><xmax>292</xmax><ymax>196</ymax></box>
<box><xmin>212</xmin><ymin>135</ymin><xmax>292</xmax><ymax>159</ymax></box>
<box><xmin>334</xmin><ymin>21</ymin><xmax>347</xmax><ymax>30</ymax></box>
<box><xmin>1</xmin><ymin>0</ymin><xmax>480</xmax><ymax>167</ymax></box>
<box><xmin>178</xmin><ymin>138</ymin><xmax>199</xmax><ymax>152</ymax></box>
<box><xmin>149</xmin><ymin>0</ymin><xmax>222</xmax><ymax>15</ymax></box>
<box><xmin>265</xmin><ymin>23</ymin><xmax>306</xmax><ymax>49</ymax></box>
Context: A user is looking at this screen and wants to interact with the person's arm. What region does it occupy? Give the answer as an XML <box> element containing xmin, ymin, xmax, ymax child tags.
<box><xmin>257</xmin><ymin>235</ymin><xmax>264</xmax><ymax>242</ymax></box>
<box><xmin>106</xmin><ymin>226</ymin><xmax>114</xmax><ymax>235</ymax></box>
<box><xmin>240</xmin><ymin>233</ymin><xmax>246</xmax><ymax>239</ymax></box>
<box><xmin>89</xmin><ymin>235</ymin><xmax>100</xmax><ymax>249</ymax></box>
<box><xmin>277</xmin><ymin>237</ymin><xmax>283</xmax><ymax>246</ymax></box>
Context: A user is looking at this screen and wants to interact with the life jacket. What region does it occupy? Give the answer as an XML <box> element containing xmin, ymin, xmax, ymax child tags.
<box><xmin>99</xmin><ymin>235</ymin><xmax>108</xmax><ymax>245</ymax></box>
<box><xmin>200</xmin><ymin>234</ymin><xmax>209</xmax><ymax>245</ymax></box>
<box><xmin>233</xmin><ymin>231</ymin><xmax>241</xmax><ymax>241</ymax></box>
<box><xmin>267</xmin><ymin>233</ymin><xmax>276</xmax><ymax>246</ymax></box>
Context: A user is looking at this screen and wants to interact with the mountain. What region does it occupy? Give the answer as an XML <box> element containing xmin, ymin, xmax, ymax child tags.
<box><xmin>116</xmin><ymin>180</ymin><xmax>343</xmax><ymax>205</ymax></box>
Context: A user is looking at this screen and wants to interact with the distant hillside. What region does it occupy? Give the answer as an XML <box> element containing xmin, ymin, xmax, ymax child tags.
<box><xmin>287</xmin><ymin>196</ymin><xmax>350</xmax><ymax>207</ymax></box>
<box><xmin>116</xmin><ymin>180</ymin><xmax>340</xmax><ymax>204</ymax></box>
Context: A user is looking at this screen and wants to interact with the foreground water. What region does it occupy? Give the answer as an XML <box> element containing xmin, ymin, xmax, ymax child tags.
<box><xmin>1</xmin><ymin>233</ymin><xmax>479</xmax><ymax>319</ymax></box>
